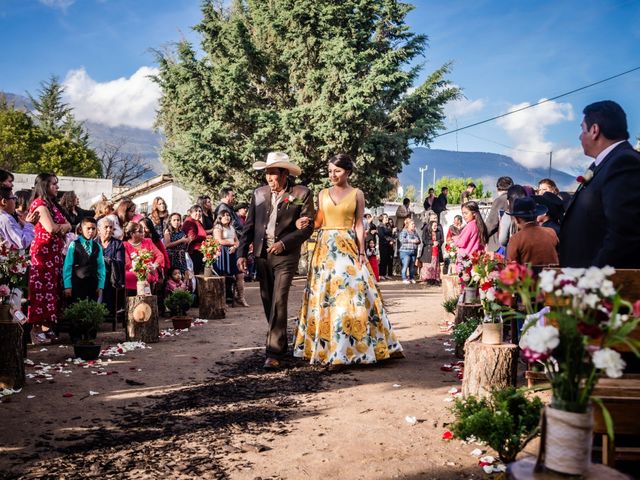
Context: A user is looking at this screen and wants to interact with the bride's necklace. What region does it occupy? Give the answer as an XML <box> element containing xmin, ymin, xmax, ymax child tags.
<box><xmin>131</xmin><ymin>240</ymin><xmax>142</xmax><ymax>247</ymax></box>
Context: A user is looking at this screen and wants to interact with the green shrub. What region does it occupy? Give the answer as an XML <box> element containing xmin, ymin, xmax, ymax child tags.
<box><xmin>450</xmin><ymin>387</ymin><xmax>543</xmax><ymax>463</ymax></box>
<box><xmin>442</xmin><ymin>296</ymin><xmax>459</xmax><ymax>314</ymax></box>
<box><xmin>164</xmin><ymin>290</ymin><xmax>194</xmax><ymax>316</ymax></box>
<box><xmin>452</xmin><ymin>317</ymin><xmax>481</xmax><ymax>346</ymax></box>
<box><xmin>64</xmin><ymin>299</ymin><xmax>109</xmax><ymax>344</ymax></box>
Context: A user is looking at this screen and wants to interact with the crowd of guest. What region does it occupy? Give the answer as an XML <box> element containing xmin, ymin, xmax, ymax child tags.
<box><xmin>0</xmin><ymin>169</ymin><xmax>250</xmax><ymax>345</ymax></box>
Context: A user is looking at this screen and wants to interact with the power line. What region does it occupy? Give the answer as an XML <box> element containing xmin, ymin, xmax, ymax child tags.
<box><xmin>461</xmin><ymin>131</ymin><xmax>549</xmax><ymax>155</ymax></box>
<box><xmin>436</xmin><ymin>65</ymin><xmax>640</xmax><ymax>138</ymax></box>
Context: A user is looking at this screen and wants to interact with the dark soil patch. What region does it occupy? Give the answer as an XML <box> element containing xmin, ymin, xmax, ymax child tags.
<box><xmin>2</xmin><ymin>354</ymin><xmax>335</xmax><ymax>480</ymax></box>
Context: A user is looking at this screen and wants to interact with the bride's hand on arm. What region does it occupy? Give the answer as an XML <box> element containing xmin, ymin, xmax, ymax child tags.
<box><xmin>295</xmin><ymin>216</ymin><xmax>312</xmax><ymax>230</ymax></box>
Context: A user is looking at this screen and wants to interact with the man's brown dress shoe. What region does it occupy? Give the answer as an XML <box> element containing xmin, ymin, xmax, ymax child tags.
<box><xmin>263</xmin><ymin>357</ymin><xmax>281</xmax><ymax>370</ymax></box>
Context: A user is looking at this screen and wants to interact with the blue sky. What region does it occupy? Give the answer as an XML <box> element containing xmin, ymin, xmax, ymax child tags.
<box><xmin>1</xmin><ymin>0</ymin><xmax>639</xmax><ymax>173</ymax></box>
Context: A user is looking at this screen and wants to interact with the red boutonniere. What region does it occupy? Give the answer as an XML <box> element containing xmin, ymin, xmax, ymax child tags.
<box><xmin>283</xmin><ymin>194</ymin><xmax>304</xmax><ymax>209</ymax></box>
<box><xmin>576</xmin><ymin>168</ymin><xmax>594</xmax><ymax>185</ymax></box>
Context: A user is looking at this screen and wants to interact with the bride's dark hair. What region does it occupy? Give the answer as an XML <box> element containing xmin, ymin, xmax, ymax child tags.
<box><xmin>328</xmin><ymin>153</ymin><xmax>354</xmax><ymax>172</ymax></box>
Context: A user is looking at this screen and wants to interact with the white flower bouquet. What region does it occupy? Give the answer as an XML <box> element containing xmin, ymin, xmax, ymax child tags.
<box><xmin>496</xmin><ymin>263</ymin><xmax>640</xmax><ymax>419</ymax></box>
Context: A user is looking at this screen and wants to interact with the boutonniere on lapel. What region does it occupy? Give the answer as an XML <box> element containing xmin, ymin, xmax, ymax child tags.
<box><xmin>576</xmin><ymin>167</ymin><xmax>594</xmax><ymax>185</ymax></box>
<box><xmin>282</xmin><ymin>194</ymin><xmax>304</xmax><ymax>209</ymax></box>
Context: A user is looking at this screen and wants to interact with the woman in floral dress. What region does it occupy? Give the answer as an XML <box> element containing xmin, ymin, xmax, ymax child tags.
<box><xmin>293</xmin><ymin>154</ymin><xmax>403</xmax><ymax>366</ymax></box>
<box><xmin>28</xmin><ymin>173</ymin><xmax>73</xmax><ymax>343</ymax></box>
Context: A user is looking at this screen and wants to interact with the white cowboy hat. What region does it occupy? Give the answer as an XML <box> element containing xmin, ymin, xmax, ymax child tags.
<box><xmin>252</xmin><ymin>151</ymin><xmax>301</xmax><ymax>177</ymax></box>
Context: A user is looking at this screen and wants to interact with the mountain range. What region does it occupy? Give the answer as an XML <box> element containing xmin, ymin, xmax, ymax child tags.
<box><xmin>3</xmin><ymin>90</ymin><xmax>577</xmax><ymax>191</ymax></box>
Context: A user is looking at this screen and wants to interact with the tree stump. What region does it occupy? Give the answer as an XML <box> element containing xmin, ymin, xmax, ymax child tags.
<box><xmin>455</xmin><ymin>303</ymin><xmax>483</xmax><ymax>325</ymax></box>
<box><xmin>442</xmin><ymin>274</ymin><xmax>460</xmax><ymax>300</ymax></box>
<box><xmin>196</xmin><ymin>275</ymin><xmax>226</xmax><ymax>319</ymax></box>
<box><xmin>462</xmin><ymin>340</ymin><xmax>518</xmax><ymax>398</ymax></box>
<box><xmin>126</xmin><ymin>295</ymin><xmax>160</xmax><ymax>343</ymax></box>
<box><xmin>0</xmin><ymin>322</ymin><xmax>25</xmax><ymax>389</ymax></box>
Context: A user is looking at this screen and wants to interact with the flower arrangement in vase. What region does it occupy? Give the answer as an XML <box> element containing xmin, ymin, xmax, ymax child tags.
<box><xmin>0</xmin><ymin>245</ymin><xmax>30</xmax><ymax>321</ymax></box>
<box><xmin>130</xmin><ymin>249</ymin><xmax>156</xmax><ymax>295</ymax></box>
<box><xmin>444</xmin><ymin>242</ymin><xmax>457</xmax><ymax>273</ymax></box>
<box><xmin>496</xmin><ymin>263</ymin><xmax>640</xmax><ymax>475</ymax></box>
<box><xmin>198</xmin><ymin>237</ymin><xmax>220</xmax><ymax>276</ymax></box>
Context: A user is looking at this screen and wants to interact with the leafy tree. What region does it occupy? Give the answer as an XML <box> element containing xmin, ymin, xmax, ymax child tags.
<box><xmin>19</xmin><ymin>135</ymin><xmax>101</xmax><ymax>178</ymax></box>
<box><xmin>0</xmin><ymin>95</ymin><xmax>43</xmax><ymax>171</ymax></box>
<box><xmin>401</xmin><ymin>184</ymin><xmax>417</xmax><ymax>203</ymax></box>
<box><xmin>434</xmin><ymin>176</ymin><xmax>490</xmax><ymax>204</ymax></box>
<box><xmin>153</xmin><ymin>0</ymin><xmax>460</xmax><ymax>205</ymax></box>
<box><xmin>28</xmin><ymin>75</ymin><xmax>89</xmax><ymax>147</ymax></box>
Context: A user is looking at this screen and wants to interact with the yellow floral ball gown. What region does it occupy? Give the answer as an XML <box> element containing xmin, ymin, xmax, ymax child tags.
<box><xmin>293</xmin><ymin>188</ymin><xmax>403</xmax><ymax>365</ymax></box>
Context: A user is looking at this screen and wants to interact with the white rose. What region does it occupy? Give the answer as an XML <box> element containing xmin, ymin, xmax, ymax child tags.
<box><xmin>592</xmin><ymin>348</ymin><xmax>626</xmax><ymax>378</ymax></box>
<box><xmin>600</xmin><ymin>280</ymin><xmax>616</xmax><ymax>297</ymax></box>
<box><xmin>485</xmin><ymin>288</ymin><xmax>496</xmax><ymax>302</ymax></box>
<box><xmin>578</xmin><ymin>267</ymin><xmax>605</xmax><ymax>290</ymax></box>
<box><xmin>561</xmin><ymin>267</ymin><xmax>586</xmax><ymax>279</ymax></box>
<box><xmin>521</xmin><ymin>325</ymin><xmax>559</xmax><ymax>353</ymax></box>
<box><xmin>581</xmin><ymin>293</ymin><xmax>600</xmax><ymax>309</ymax></box>
<box><xmin>601</xmin><ymin>266</ymin><xmax>615</xmax><ymax>276</ymax></box>
<box><xmin>538</xmin><ymin>270</ymin><xmax>556</xmax><ymax>293</ymax></box>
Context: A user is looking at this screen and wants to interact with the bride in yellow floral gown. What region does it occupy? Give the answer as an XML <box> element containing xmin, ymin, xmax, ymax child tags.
<box><xmin>293</xmin><ymin>154</ymin><xmax>403</xmax><ymax>365</ymax></box>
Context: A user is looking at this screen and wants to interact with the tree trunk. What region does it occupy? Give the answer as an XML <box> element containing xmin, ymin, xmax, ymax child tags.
<box><xmin>455</xmin><ymin>303</ymin><xmax>483</xmax><ymax>325</ymax></box>
<box><xmin>126</xmin><ymin>295</ymin><xmax>160</xmax><ymax>343</ymax></box>
<box><xmin>196</xmin><ymin>275</ymin><xmax>226</xmax><ymax>319</ymax></box>
<box><xmin>442</xmin><ymin>274</ymin><xmax>460</xmax><ymax>300</ymax></box>
<box><xmin>462</xmin><ymin>340</ymin><xmax>518</xmax><ymax>398</ymax></box>
<box><xmin>0</xmin><ymin>322</ymin><xmax>25</xmax><ymax>389</ymax></box>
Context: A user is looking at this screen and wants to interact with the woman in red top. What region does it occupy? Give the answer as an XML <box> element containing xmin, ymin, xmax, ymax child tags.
<box><xmin>123</xmin><ymin>221</ymin><xmax>164</xmax><ymax>292</ymax></box>
<box><xmin>28</xmin><ymin>173</ymin><xmax>73</xmax><ymax>343</ymax></box>
<box><xmin>182</xmin><ymin>205</ymin><xmax>207</xmax><ymax>275</ymax></box>
<box><xmin>140</xmin><ymin>217</ymin><xmax>170</xmax><ymax>276</ymax></box>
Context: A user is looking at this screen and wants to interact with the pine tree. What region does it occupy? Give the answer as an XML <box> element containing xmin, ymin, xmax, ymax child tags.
<box><xmin>154</xmin><ymin>0</ymin><xmax>460</xmax><ymax>205</ymax></box>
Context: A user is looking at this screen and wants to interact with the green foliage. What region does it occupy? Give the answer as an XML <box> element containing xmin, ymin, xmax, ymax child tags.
<box><xmin>434</xmin><ymin>176</ymin><xmax>491</xmax><ymax>204</ymax></box>
<box><xmin>64</xmin><ymin>299</ymin><xmax>109</xmax><ymax>343</ymax></box>
<box><xmin>164</xmin><ymin>290</ymin><xmax>194</xmax><ymax>315</ymax></box>
<box><xmin>153</xmin><ymin>0</ymin><xmax>460</xmax><ymax>205</ymax></box>
<box><xmin>0</xmin><ymin>91</ymin><xmax>101</xmax><ymax>177</ymax></box>
<box><xmin>451</xmin><ymin>316</ymin><xmax>481</xmax><ymax>346</ymax></box>
<box><xmin>442</xmin><ymin>296</ymin><xmax>459</xmax><ymax>315</ymax></box>
<box><xmin>400</xmin><ymin>184</ymin><xmax>417</xmax><ymax>203</ymax></box>
<box><xmin>450</xmin><ymin>387</ymin><xmax>543</xmax><ymax>463</ymax></box>
<box><xmin>0</xmin><ymin>95</ymin><xmax>43</xmax><ymax>171</ymax></box>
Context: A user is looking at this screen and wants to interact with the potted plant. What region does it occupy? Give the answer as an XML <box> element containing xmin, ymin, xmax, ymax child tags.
<box><xmin>450</xmin><ymin>387</ymin><xmax>543</xmax><ymax>463</ymax></box>
<box><xmin>473</xmin><ymin>251</ymin><xmax>506</xmax><ymax>344</ymax></box>
<box><xmin>164</xmin><ymin>290</ymin><xmax>194</xmax><ymax>329</ymax></box>
<box><xmin>64</xmin><ymin>299</ymin><xmax>109</xmax><ymax>360</ymax></box>
<box><xmin>131</xmin><ymin>249</ymin><xmax>156</xmax><ymax>295</ymax></box>
<box><xmin>451</xmin><ymin>316</ymin><xmax>481</xmax><ymax>358</ymax></box>
<box><xmin>198</xmin><ymin>237</ymin><xmax>220</xmax><ymax>277</ymax></box>
<box><xmin>496</xmin><ymin>263</ymin><xmax>640</xmax><ymax>475</ymax></box>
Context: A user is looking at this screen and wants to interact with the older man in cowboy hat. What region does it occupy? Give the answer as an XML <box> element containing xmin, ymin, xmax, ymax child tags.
<box><xmin>237</xmin><ymin>152</ymin><xmax>315</xmax><ymax>369</ymax></box>
<box><xmin>505</xmin><ymin>197</ymin><xmax>558</xmax><ymax>266</ymax></box>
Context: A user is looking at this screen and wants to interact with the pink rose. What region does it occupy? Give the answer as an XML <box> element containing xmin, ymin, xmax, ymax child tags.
<box><xmin>0</xmin><ymin>284</ymin><xmax>10</xmax><ymax>297</ymax></box>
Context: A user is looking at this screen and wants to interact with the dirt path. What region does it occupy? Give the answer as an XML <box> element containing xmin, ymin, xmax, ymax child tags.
<box><xmin>0</xmin><ymin>279</ymin><xmax>483</xmax><ymax>479</ymax></box>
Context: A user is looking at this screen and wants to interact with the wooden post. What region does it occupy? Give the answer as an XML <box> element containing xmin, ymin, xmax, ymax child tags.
<box><xmin>126</xmin><ymin>295</ymin><xmax>160</xmax><ymax>343</ymax></box>
<box><xmin>196</xmin><ymin>275</ymin><xmax>226</xmax><ymax>319</ymax></box>
<box><xmin>462</xmin><ymin>340</ymin><xmax>518</xmax><ymax>398</ymax></box>
<box><xmin>0</xmin><ymin>322</ymin><xmax>25</xmax><ymax>389</ymax></box>
<box><xmin>455</xmin><ymin>303</ymin><xmax>482</xmax><ymax>325</ymax></box>
<box><xmin>442</xmin><ymin>274</ymin><xmax>460</xmax><ymax>300</ymax></box>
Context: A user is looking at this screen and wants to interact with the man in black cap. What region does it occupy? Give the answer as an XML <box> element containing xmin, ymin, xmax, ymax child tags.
<box><xmin>506</xmin><ymin>197</ymin><xmax>558</xmax><ymax>266</ymax></box>
<box><xmin>560</xmin><ymin>100</ymin><xmax>640</xmax><ymax>268</ymax></box>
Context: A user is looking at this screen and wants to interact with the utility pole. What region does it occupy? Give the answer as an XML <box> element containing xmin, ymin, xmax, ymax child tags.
<box><xmin>419</xmin><ymin>165</ymin><xmax>428</xmax><ymax>202</ymax></box>
<box><xmin>548</xmin><ymin>151</ymin><xmax>553</xmax><ymax>178</ymax></box>
<box><xmin>433</xmin><ymin>168</ymin><xmax>436</xmax><ymax>189</ymax></box>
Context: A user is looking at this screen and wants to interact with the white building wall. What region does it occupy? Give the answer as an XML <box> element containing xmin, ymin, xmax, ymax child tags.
<box><xmin>12</xmin><ymin>173</ymin><xmax>113</xmax><ymax>209</ymax></box>
<box><xmin>131</xmin><ymin>183</ymin><xmax>193</xmax><ymax>215</ymax></box>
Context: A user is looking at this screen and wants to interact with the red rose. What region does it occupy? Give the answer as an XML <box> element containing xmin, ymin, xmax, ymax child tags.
<box><xmin>442</xmin><ymin>430</ymin><xmax>454</xmax><ymax>440</ymax></box>
<box><xmin>633</xmin><ymin>300</ymin><xmax>640</xmax><ymax>318</ymax></box>
<box><xmin>576</xmin><ymin>175</ymin><xmax>585</xmax><ymax>183</ymax></box>
<box><xmin>577</xmin><ymin>322</ymin><xmax>603</xmax><ymax>339</ymax></box>
<box><xmin>480</xmin><ymin>281</ymin><xmax>493</xmax><ymax>291</ymax></box>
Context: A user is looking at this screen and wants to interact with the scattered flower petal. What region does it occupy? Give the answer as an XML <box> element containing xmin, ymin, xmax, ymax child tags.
<box><xmin>405</xmin><ymin>416</ymin><xmax>417</xmax><ymax>425</ymax></box>
<box><xmin>442</xmin><ymin>430</ymin><xmax>454</xmax><ymax>440</ymax></box>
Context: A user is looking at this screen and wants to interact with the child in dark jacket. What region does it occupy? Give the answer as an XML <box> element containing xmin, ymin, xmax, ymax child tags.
<box><xmin>63</xmin><ymin>217</ymin><xmax>106</xmax><ymax>303</ymax></box>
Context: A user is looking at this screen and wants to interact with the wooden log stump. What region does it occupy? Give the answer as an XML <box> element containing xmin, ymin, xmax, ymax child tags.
<box><xmin>442</xmin><ymin>274</ymin><xmax>460</xmax><ymax>300</ymax></box>
<box><xmin>462</xmin><ymin>340</ymin><xmax>518</xmax><ymax>398</ymax></box>
<box><xmin>455</xmin><ymin>303</ymin><xmax>482</xmax><ymax>325</ymax></box>
<box><xmin>126</xmin><ymin>295</ymin><xmax>160</xmax><ymax>343</ymax></box>
<box><xmin>0</xmin><ymin>322</ymin><xmax>25</xmax><ymax>389</ymax></box>
<box><xmin>196</xmin><ymin>275</ymin><xmax>226</xmax><ymax>319</ymax></box>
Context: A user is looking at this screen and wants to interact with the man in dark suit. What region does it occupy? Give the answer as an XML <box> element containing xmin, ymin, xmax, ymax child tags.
<box><xmin>559</xmin><ymin>100</ymin><xmax>640</xmax><ymax>268</ymax></box>
<box><xmin>485</xmin><ymin>176</ymin><xmax>513</xmax><ymax>252</ymax></box>
<box><xmin>431</xmin><ymin>186</ymin><xmax>448</xmax><ymax>221</ymax></box>
<box><xmin>237</xmin><ymin>152</ymin><xmax>315</xmax><ymax>369</ymax></box>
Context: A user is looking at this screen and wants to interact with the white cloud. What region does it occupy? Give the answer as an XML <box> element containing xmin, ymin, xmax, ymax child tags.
<box><xmin>63</xmin><ymin>66</ymin><xmax>160</xmax><ymax>130</ymax></box>
<box><xmin>496</xmin><ymin>99</ymin><xmax>585</xmax><ymax>170</ymax></box>
<box><xmin>39</xmin><ymin>0</ymin><xmax>75</xmax><ymax>9</ymax></box>
<box><xmin>445</xmin><ymin>96</ymin><xmax>485</xmax><ymax>120</ymax></box>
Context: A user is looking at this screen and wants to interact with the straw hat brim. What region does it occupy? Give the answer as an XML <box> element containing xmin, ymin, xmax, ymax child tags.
<box><xmin>252</xmin><ymin>160</ymin><xmax>301</xmax><ymax>177</ymax></box>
